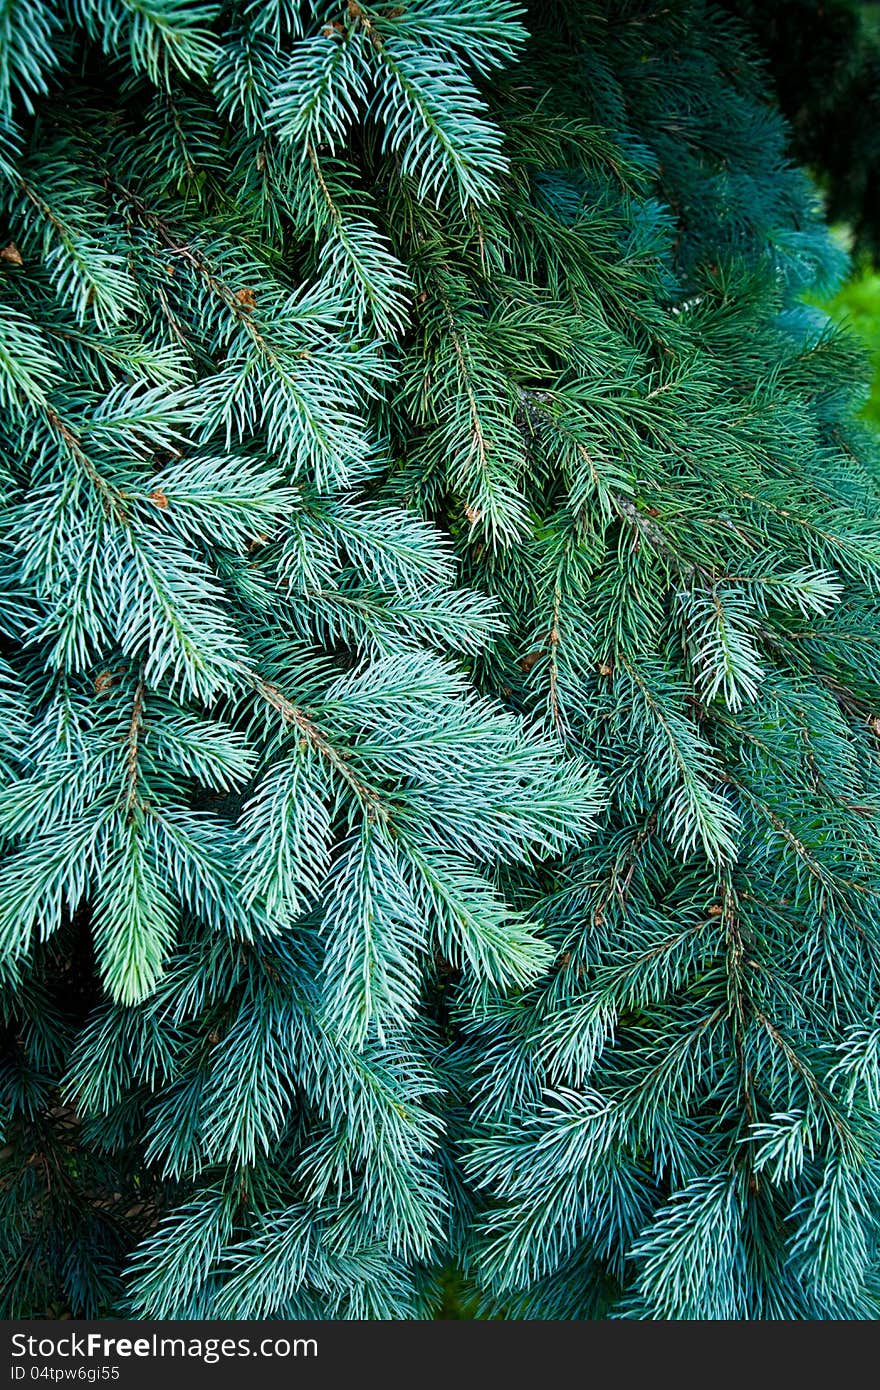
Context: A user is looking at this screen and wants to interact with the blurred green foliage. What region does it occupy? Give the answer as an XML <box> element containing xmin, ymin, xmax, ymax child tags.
<box><xmin>436</xmin><ymin>1268</ymin><xmax>478</xmax><ymax>1320</ymax></box>
<box><xmin>723</xmin><ymin>0</ymin><xmax>880</xmax><ymax>259</ymax></box>
<box><xmin>817</xmin><ymin>260</ymin><xmax>880</xmax><ymax>425</ymax></box>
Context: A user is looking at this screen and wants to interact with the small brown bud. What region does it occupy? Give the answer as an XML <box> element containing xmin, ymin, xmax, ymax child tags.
<box><xmin>235</xmin><ymin>287</ymin><xmax>257</xmax><ymax>310</ymax></box>
<box><xmin>519</xmin><ymin>649</ymin><xmax>543</xmax><ymax>674</ymax></box>
<box><xmin>148</xmin><ymin>488</ymin><xmax>169</xmax><ymax>509</ymax></box>
<box><xmin>1</xmin><ymin>243</ymin><xmax>23</xmax><ymax>266</ymax></box>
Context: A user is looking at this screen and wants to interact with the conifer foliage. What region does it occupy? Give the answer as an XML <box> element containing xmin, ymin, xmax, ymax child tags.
<box><xmin>724</xmin><ymin>0</ymin><xmax>880</xmax><ymax>260</ymax></box>
<box><xmin>2</xmin><ymin>0</ymin><xmax>880</xmax><ymax>1320</ymax></box>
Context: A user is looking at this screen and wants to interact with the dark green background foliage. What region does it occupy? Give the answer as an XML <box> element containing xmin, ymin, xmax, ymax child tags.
<box><xmin>722</xmin><ymin>1</ymin><xmax>880</xmax><ymax>426</ymax></box>
<box><xmin>2</xmin><ymin>0</ymin><xmax>880</xmax><ymax>1320</ymax></box>
<box><xmin>723</xmin><ymin>0</ymin><xmax>880</xmax><ymax>259</ymax></box>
